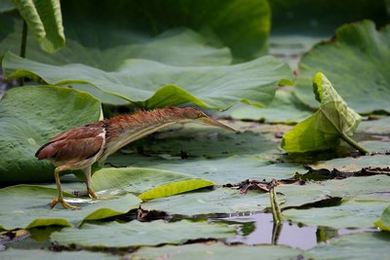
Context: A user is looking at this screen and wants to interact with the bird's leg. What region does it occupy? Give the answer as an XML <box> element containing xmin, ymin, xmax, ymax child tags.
<box><xmin>84</xmin><ymin>166</ymin><xmax>98</xmax><ymax>199</ymax></box>
<box><xmin>50</xmin><ymin>167</ymin><xmax>79</xmax><ymax>209</ymax></box>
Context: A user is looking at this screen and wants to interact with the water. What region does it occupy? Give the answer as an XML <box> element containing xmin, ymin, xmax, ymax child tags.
<box><xmin>222</xmin><ymin>213</ymin><xmax>318</xmax><ymax>250</ymax></box>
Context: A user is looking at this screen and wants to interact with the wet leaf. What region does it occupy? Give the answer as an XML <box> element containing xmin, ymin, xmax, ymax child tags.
<box><xmin>0</xmin><ymin>86</ymin><xmax>101</xmax><ymax>183</ymax></box>
<box><xmin>128</xmin><ymin>242</ymin><xmax>302</xmax><ymax>260</ymax></box>
<box><xmin>305</xmin><ymin>232</ymin><xmax>390</xmax><ymax>259</ymax></box>
<box><xmin>142</xmin><ymin>188</ymin><xmax>274</xmax><ymax>216</ymax></box>
<box><xmin>295</xmin><ymin>21</ymin><xmax>390</xmax><ymax>114</ymax></box>
<box><xmin>375</xmin><ymin>205</ymin><xmax>390</xmax><ymax>232</ymax></box>
<box><xmin>12</xmin><ymin>0</ymin><xmax>65</xmax><ymax>52</ymax></box>
<box><xmin>90</xmin><ymin>167</ymin><xmax>214</xmax><ymax>201</ymax></box>
<box><xmin>50</xmin><ymin>220</ymin><xmax>235</xmax><ymax>248</ymax></box>
<box><xmin>0</xmin><ymin>185</ymin><xmax>141</xmax><ymax>230</ymax></box>
<box><xmin>282</xmin><ymin>72</ymin><xmax>363</xmax><ymax>153</ymax></box>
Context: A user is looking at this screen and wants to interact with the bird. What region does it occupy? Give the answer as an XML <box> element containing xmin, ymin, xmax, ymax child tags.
<box><xmin>35</xmin><ymin>107</ymin><xmax>235</xmax><ymax>209</ymax></box>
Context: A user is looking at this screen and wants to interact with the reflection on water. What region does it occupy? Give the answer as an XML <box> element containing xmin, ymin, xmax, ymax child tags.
<box><xmin>222</xmin><ymin>213</ymin><xmax>322</xmax><ymax>250</ymax></box>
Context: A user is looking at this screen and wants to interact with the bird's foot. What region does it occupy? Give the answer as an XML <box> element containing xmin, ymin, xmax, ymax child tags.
<box><xmin>88</xmin><ymin>189</ymin><xmax>98</xmax><ymax>200</ymax></box>
<box><xmin>50</xmin><ymin>198</ymin><xmax>80</xmax><ymax>210</ymax></box>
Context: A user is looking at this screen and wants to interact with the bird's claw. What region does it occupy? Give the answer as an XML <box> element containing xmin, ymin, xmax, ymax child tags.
<box><xmin>50</xmin><ymin>198</ymin><xmax>80</xmax><ymax>210</ymax></box>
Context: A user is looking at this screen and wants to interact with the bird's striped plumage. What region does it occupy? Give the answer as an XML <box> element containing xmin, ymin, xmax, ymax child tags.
<box><xmin>35</xmin><ymin>107</ymin><xmax>234</xmax><ymax>209</ymax></box>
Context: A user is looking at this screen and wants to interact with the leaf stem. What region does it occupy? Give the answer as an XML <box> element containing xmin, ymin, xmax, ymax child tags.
<box><xmin>340</xmin><ymin>132</ymin><xmax>369</xmax><ymax>155</ymax></box>
<box><xmin>19</xmin><ymin>20</ymin><xmax>28</xmax><ymax>86</ymax></box>
<box><xmin>20</xmin><ymin>20</ymin><xmax>27</xmax><ymax>58</ymax></box>
<box><xmin>269</xmin><ymin>184</ymin><xmax>283</xmax><ymax>224</ymax></box>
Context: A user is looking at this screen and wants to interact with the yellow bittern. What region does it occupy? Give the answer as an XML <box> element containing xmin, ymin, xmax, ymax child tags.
<box><xmin>35</xmin><ymin>107</ymin><xmax>234</xmax><ymax>209</ymax></box>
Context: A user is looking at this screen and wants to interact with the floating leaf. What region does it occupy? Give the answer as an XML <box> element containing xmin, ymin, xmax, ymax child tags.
<box><xmin>108</xmin><ymin>154</ymin><xmax>302</xmax><ymax>186</ymax></box>
<box><xmin>12</xmin><ymin>0</ymin><xmax>65</xmax><ymax>52</ymax></box>
<box><xmin>50</xmin><ymin>220</ymin><xmax>235</xmax><ymax>248</ymax></box>
<box><xmin>0</xmin><ymin>86</ymin><xmax>101</xmax><ymax>183</ymax></box>
<box><xmin>1</xmin><ymin>249</ymin><xmax>117</xmax><ymax>259</ymax></box>
<box><xmin>282</xmin><ymin>72</ymin><xmax>365</xmax><ymax>153</ymax></box>
<box><xmin>90</xmin><ymin>167</ymin><xmax>214</xmax><ymax>201</ymax></box>
<box><xmin>0</xmin><ymin>185</ymin><xmax>141</xmax><ymax>230</ymax></box>
<box><xmin>284</xmin><ymin>196</ymin><xmax>388</xmax><ymax>229</ymax></box>
<box><xmin>375</xmin><ymin>205</ymin><xmax>390</xmax><ymax>232</ymax></box>
<box><xmin>279</xmin><ymin>175</ymin><xmax>390</xmax><ymax>208</ymax></box>
<box><xmin>3</xmin><ymin>51</ymin><xmax>292</xmax><ymax>109</ymax></box>
<box><xmin>308</xmin><ymin>154</ymin><xmax>390</xmax><ymax>172</ymax></box>
<box><xmin>294</xmin><ymin>21</ymin><xmax>390</xmax><ymax>114</ymax></box>
<box><xmin>305</xmin><ymin>232</ymin><xmax>390</xmax><ymax>259</ymax></box>
<box><xmin>142</xmin><ymin>188</ymin><xmax>273</xmax><ymax>216</ymax></box>
<box><xmin>128</xmin><ymin>242</ymin><xmax>302</xmax><ymax>260</ymax></box>
<box><xmin>358</xmin><ymin>116</ymin><xmax>390</xmax><ymax>135</ymax></box>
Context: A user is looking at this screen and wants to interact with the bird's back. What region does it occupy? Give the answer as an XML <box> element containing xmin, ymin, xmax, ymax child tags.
<box><xmin>35</xmin><ymin>122</ymin><xmax>106</xmax><ymax>166</ymax></box>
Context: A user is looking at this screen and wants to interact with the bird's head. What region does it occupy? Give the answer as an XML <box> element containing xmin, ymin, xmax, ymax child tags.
<box><xmin>179</xmin><ymin>107</ymin><xmax>237</xmax><ymax>132</ymax></box>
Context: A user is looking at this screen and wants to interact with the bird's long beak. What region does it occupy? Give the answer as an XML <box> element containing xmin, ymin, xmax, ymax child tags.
<box><xmin>198</xmin><ymin>117</ymin><xmax>237</xmax><ymax>132</ymax></box>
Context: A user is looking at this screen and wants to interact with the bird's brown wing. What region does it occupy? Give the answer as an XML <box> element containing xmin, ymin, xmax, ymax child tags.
<box><xmin>35</xmin><ymin>125</ymin><xmax>105</xmax><ymax>162</ymax></box>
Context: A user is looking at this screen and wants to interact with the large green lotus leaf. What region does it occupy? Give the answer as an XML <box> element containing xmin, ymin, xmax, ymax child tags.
<box><xmin>2</xmin><ymin>51</ymin><xmax>292</xmax><ymax>109</ymax></box>
<box><xmin>128</xmin><ymin>242</ymin><xmax>302</xmax><ymax>260</ymax></box>
<box><xmin>270</xmin><ymin>0</ymin><xmax>388</xmax><ymax>35</ymax></box>
<box><xmin>0</xmin><ymin>86</ymin><xmax>101</xmax><ymax>183</ymax></box>
<box><xmin>284</xmin><ymin>196</ymin><xmax>389</xmax><ymax>229</ymax></box>
<box><xmin>1</xmin><ymin>0</ymin><xmax>270</xmax><ymax>62</ymax></box>
<box><xmin>62</xmin><ymin>0</ymin><xmax>270</xmax><ymax>59</ymax></box>
<box><xmin>58</xmin><ymin>0</ymin><xmax>271</xmax><ymax>61</ymax></box>
<box><xmin>226</xmin><ymin>87</ymin><xmax>313</xmax><ymax>124</ymax></box>
<box><xmin>0</xmin><ymin>15</ymin><xmax>232</xmax><ymax>70</ymax></box>
<box><xmin>50</xmin><ymin>220</ymin><xmax>235</xmax><ymax>248</ymax></box>
<box><xmin>308</xmin><ymin>154</ymin><xmax>390</xmax><ymax>172</ymax></box>
<box><xmin>294</xmin><ymin>21</ymin><xmax>390</xmax><ymax>114</ymax></box>
<box><xmin>90</xmin><ymin>167</ymin><xmax>214</xmax><ymax>201</ymax></box>
<box><xmin>282</xmin><ymin>72</ymin><xmax>362</xmax><ymax>153</ymax></box>
<box><xmin>107</xmin><ymin>154</ymin><xmax>303</xmax><ymax>186</ymax></box>
<box><xmin>305</xmin><ymin>232</ymin><xmax>390</xmax><ymax>260</ymax></box>
<box><xmin>142</xmin><ymin>188</ymin><xmax>274</xmax><ymax>216</ymax></box>
<box><xmin>0</xmin><ymin>185</ymin><xmax>141</xmax><ymax>230</ymax></box>
<box><xmin>12</xmin><ymin>0</ymin><xmax>64</xmax><ymax>53</ymax></box>
<box><xmin>0</xmin><ymin>249</ymin><xmax>117</xmax><ymax>260</ymax></box>
<box><xmin>279</xmin><ymin>175</ymin><xmax>390</xmax><ymax>208</ymax></box>
<box><xmin>375</xmin><ymin>205</ymin><xmax>390</xmax><ymax>232</ymax></box>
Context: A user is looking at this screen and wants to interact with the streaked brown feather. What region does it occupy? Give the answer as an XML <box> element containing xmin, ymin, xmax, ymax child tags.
<box><xmin>35</xmin><ymin>124</ymin><xmax>105</xmax><ymax>162</ymax></box>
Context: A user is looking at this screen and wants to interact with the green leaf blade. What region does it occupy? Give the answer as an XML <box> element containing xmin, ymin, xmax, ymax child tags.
<box><xmin>374</xmin><ymin>205</ymin><xmax>390</xmax><ymax>232</ymax></box>
<box><xmin>3</xmin><ymin>51</ymin><xmax>292</xmax><ymax>110</ymax></box>
<box><xmin>0</xmin><ymin>86</ymin><xmax>101</xmax><ymax>183</ymax></box>
<box><xmin>12</xmin><ymin>0</ymin><xmax>65</xmax><ymax>52</ymax></box>
<box><xmin>282</xmin><ymin>72</ymin><xmax>362</xmax><ymax>153</ymax></box>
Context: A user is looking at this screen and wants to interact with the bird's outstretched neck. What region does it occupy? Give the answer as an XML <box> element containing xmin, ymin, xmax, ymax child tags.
<box><xmin>100</xmin><ymin>107</ymin><xmax>234</xmax><ymax>159</ymax></box>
